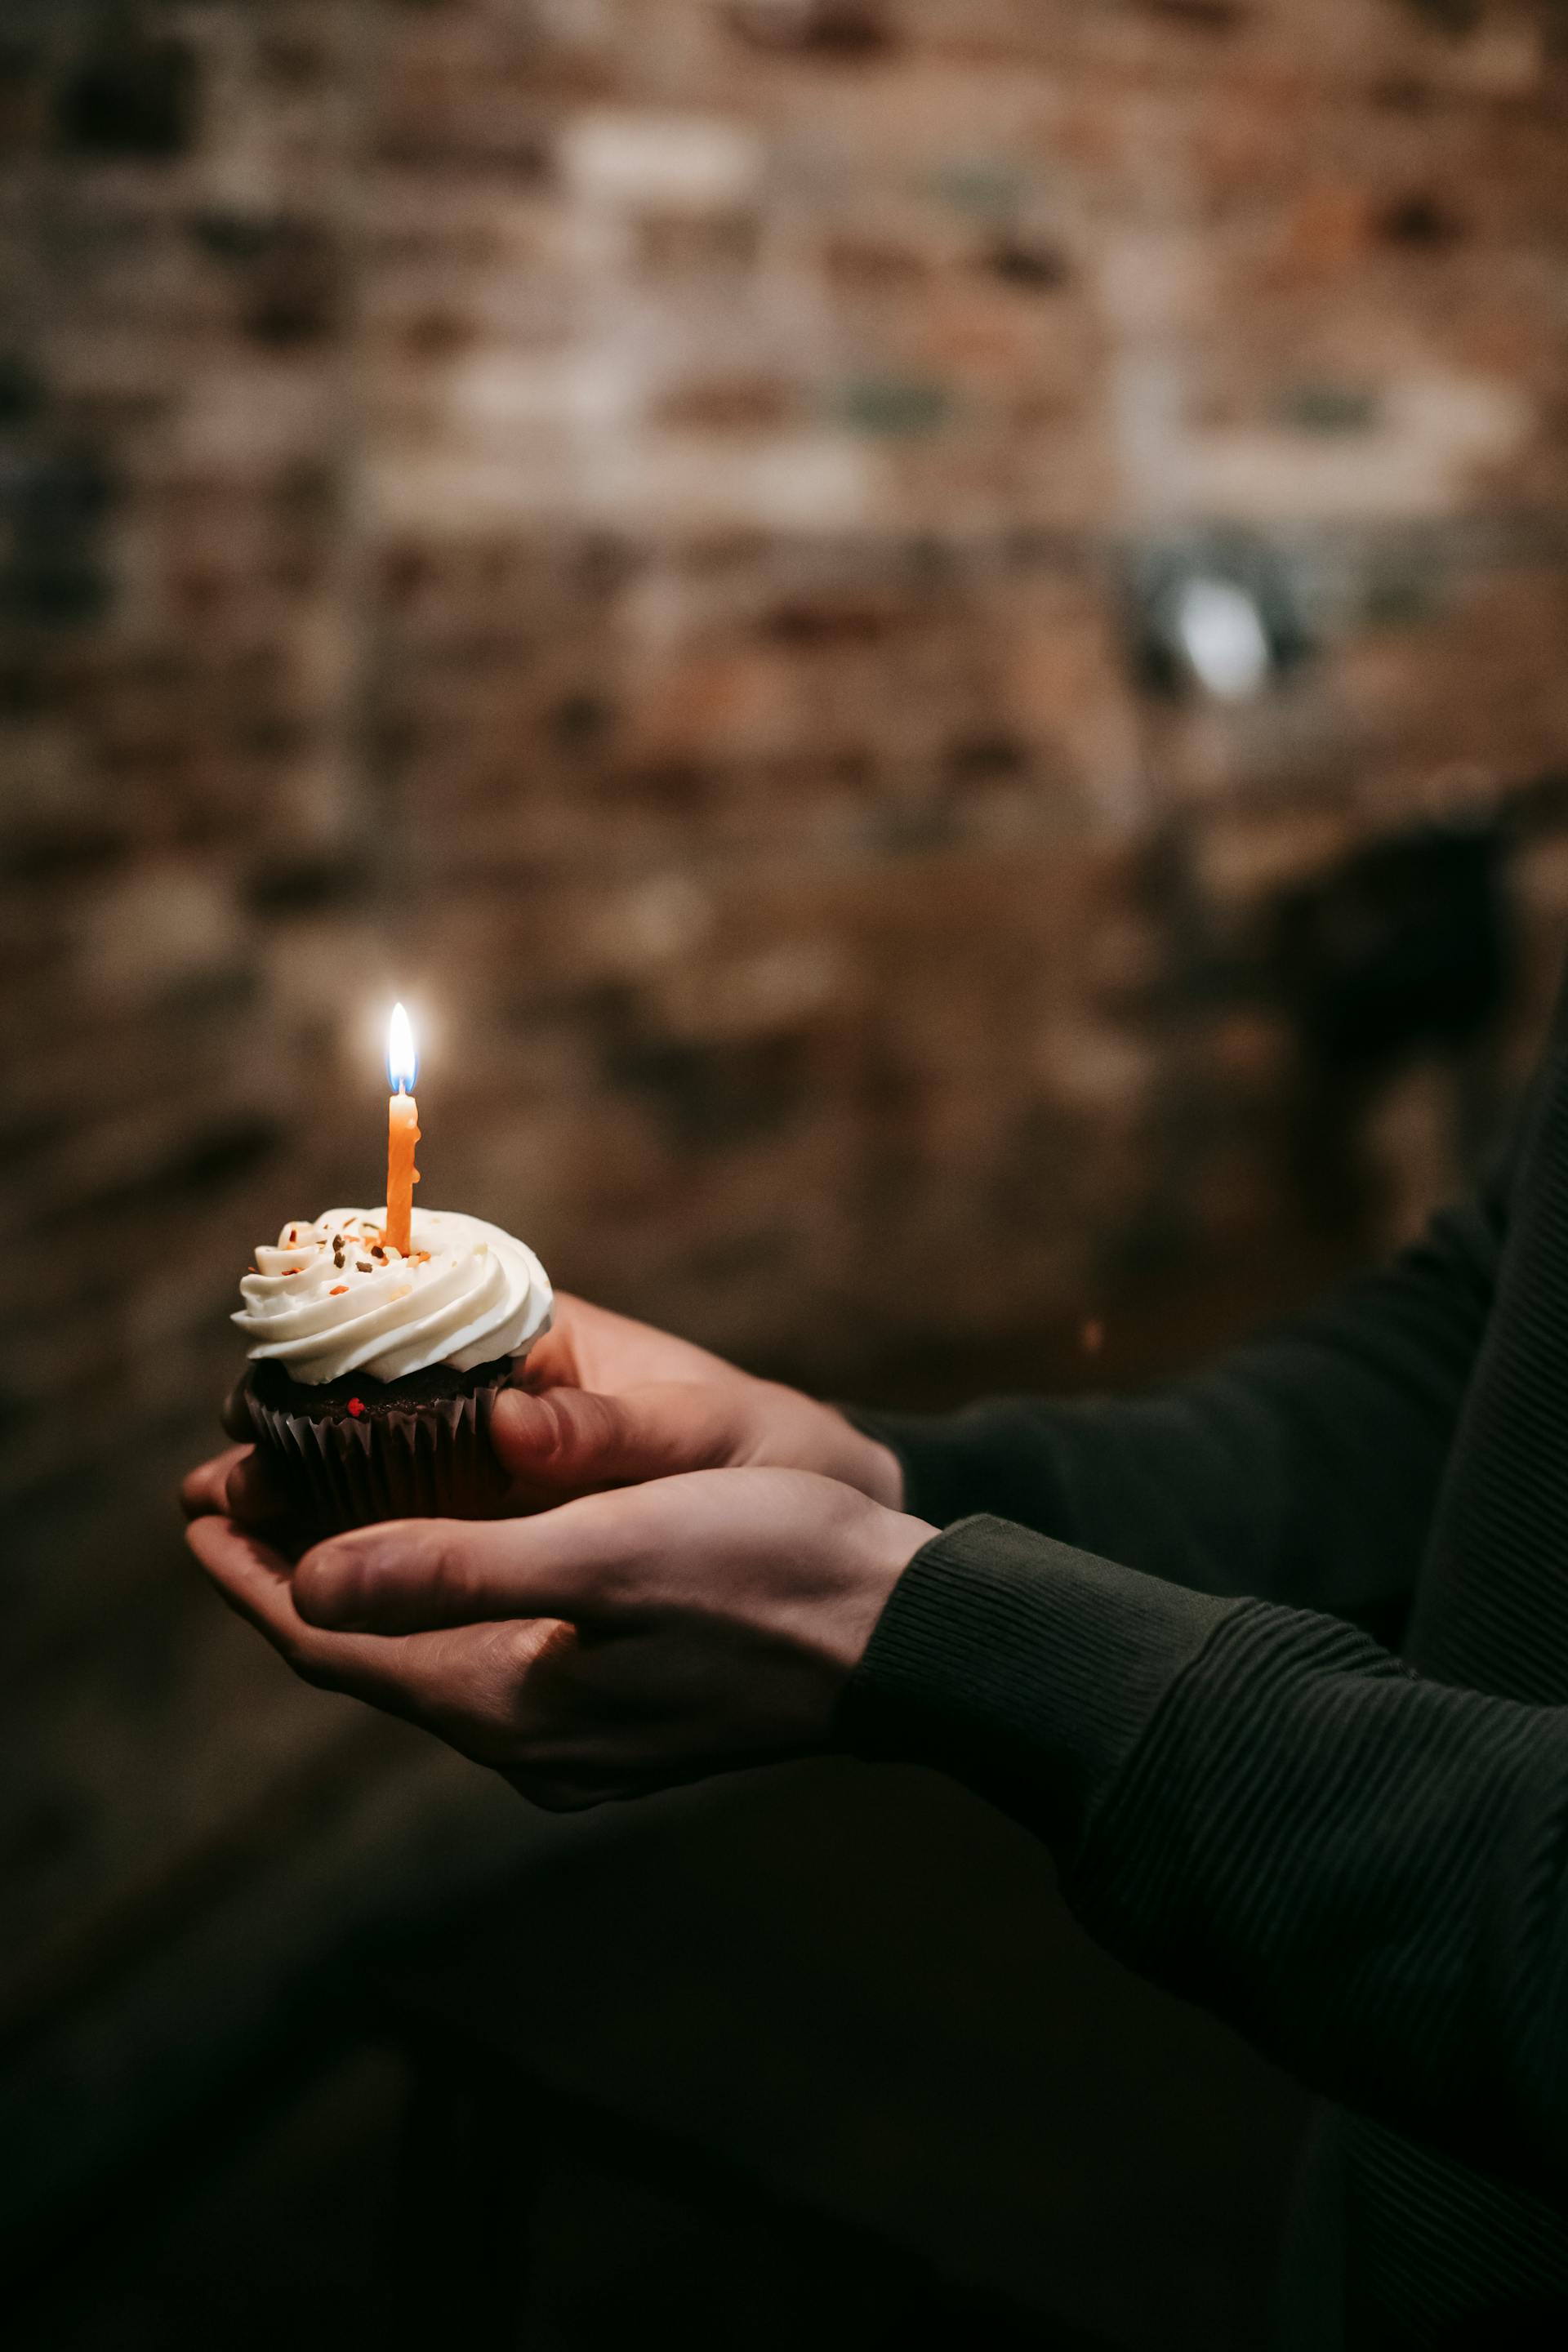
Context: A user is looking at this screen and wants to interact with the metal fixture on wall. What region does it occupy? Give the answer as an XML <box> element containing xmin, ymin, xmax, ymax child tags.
<box><xmin>1126</xmin><ymin>536</ymin><xmax>1312</xmax><ymax>702</ymax></box>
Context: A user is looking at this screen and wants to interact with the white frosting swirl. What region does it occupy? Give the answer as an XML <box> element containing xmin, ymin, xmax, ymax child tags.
<box><xmin>234</xmin><ymin>1207</ymin><xmax>552</xmax><ymax>1384</ymax></box>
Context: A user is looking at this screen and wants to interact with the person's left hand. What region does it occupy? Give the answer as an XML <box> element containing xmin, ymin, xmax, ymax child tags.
<box><xmin>184</xmin><ymin>1465</ymin><xmax>934</xmax><ymax>1810</ymax></box>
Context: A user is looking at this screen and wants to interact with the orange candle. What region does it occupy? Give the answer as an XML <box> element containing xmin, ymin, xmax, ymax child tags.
<box><xmin>385</xmin><ymin>1001</ymin><xmax>420</xmax><ymax>1255</ymax></box>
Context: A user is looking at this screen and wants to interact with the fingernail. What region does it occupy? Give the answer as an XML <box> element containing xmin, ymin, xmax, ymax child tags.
<box><xmin>492</xmin><ymin>1388</ymin><xmax>550</xmax><ymax>1454</ymax></box>
<box><xmin>495</xmin><ymin>1388</ymin><xmax>539</xmax><ymax>1424</ymax></box>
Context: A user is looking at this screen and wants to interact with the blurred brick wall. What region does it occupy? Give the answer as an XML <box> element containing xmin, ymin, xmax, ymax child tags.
<box><xmin>6</xmin><ymin>0</ymin><xmax>1568</xmax><ymax>2249</ymax></box>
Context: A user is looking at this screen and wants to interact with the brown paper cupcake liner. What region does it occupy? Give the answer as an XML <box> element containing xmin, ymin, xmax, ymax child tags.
<box><xmin>245</xmin><ymin>1370</ymin><xmax>512</xmax><ymax>1543</ymax></box>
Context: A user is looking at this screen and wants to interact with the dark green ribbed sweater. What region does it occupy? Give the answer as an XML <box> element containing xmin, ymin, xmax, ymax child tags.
<box><xmin>841</xmin><ymin>1004</ymin><xmax>1568</xmax><ymax>2349</ymax></box>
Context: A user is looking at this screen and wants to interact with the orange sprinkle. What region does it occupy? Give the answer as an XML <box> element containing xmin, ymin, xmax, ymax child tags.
<box><xmin>329</xmin><ymin>1284</ymin><xmax>348</xmax><ymax>1295</ymax></box>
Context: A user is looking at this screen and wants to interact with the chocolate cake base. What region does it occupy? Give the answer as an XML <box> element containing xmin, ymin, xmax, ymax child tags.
<box><xmin>240</xmin><ymin>1356</ymin><xmax>514</xmax><ymax>1544</ymax></box>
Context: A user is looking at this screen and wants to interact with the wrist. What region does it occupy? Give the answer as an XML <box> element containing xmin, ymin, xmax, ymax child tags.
<box><xmin>833</xmin><ymin>1495</ymin><xmax>937</xmax><ymax>1681</ymax></box>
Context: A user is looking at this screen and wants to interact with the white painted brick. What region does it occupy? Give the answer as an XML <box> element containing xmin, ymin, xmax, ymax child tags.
<box><xmin>561</xmin><ymin>109</ymin><xmax>765</xmax><ymax>212</ymax></box>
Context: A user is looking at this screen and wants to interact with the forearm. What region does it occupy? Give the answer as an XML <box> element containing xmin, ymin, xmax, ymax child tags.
<box><xmin>840</xmin><ymin>1516</ymin><xmax>1568</xmax><ymax>2200</ymax></box>
<box><xmin>853</xmin><ymin>1190</ymin><xmax>1503</xmax><ymax>1621</ymax></box>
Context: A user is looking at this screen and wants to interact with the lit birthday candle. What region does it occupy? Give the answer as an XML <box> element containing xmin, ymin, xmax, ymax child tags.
<box><xmin>385</xmin><ymin>1000</ymin><xmax>420</xmax><ymax>1256</ymax></box>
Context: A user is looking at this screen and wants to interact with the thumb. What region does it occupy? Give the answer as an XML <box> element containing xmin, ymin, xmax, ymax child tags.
<box><xmin>292</xmin><ymin>1508</ymin><xmax>606</xmax><ymax>1633</ymax></box>
<box><xmin>490</xmin><ymin>1382</ymin><xmax>743</xmax><ymax>1497</ymax></box>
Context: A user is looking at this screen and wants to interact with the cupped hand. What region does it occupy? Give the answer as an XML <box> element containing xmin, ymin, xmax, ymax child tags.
<box><xmin>494</xmin><ymin>1294</ymin><xmax>904</xmax><ymax>1510</ymax></box>
<box><xmin>185</xmin><ymin>1468</ymin><xmax>934</xmax><ymax>1810</ymax></box>
<box><xmin>201</xmin><ymin>1297</ymin><xmax>903</xmax><ymax>1535</ymax></box>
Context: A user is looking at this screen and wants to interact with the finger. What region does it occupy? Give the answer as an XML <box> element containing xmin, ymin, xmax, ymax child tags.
<box><xmin>181</xmin><ymin>1446</ymin><xmax>252</xmax><ymax>1521</ymax></box>
<box><xmin>290</xmin><ymin>1492</ymin><xmax>652</xmax><ymax>1634</ymax></box>
<box><xmin>180</xmin><ymin>1446</ymin><xmax>292</xmax><ymax>1535</ymax></box>
<box><xmin>221</xmin><ymin>1448</ymin><xmax>288</xmax><ymax>1527</ymax></box>
<box><xmin>491</xmin><ymin>1383</ymin><xmax>739</xmax><ymax>1498</ymax></box>
<box><xmin>221</xmin><ymin>1381</ymin><xmax>256</xmax><ymax>1443</ymax></box>
<box><xmin>185</xmin><ymin>1514</ymin><xmax>438</xmax><ymax>1708</ymax></box>
<box><xmin>186</xmin><ymin>1512</ymin><xmax>316</xmax><ymax>1653</ymax></box>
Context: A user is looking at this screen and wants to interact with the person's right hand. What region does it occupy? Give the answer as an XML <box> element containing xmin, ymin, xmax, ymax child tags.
<box><xmin>209</xmin><ymin>1293</ymin><xmax>904</xmax><ymax>1531</ymax></box>
<box><xmin>490</xmin><ymin>1293</ymin><xmax>904</xmax><ymax>1512</ymax></box>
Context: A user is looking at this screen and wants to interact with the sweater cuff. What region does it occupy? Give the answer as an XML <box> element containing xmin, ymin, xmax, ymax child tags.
<box><xmin>838</xmin><ymin>1513</ymin><xmax>1240</xmax><ymax>1855</ymax></box>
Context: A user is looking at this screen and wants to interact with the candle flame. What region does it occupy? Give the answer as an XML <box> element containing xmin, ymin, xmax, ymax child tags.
<box><xmin>387</xmin><ymin>1001</ymin><xmax>417</xmax><ymax>1094</ymax></box>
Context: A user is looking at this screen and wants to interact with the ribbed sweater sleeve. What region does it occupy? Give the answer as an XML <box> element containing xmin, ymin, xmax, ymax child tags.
<box><xmin>850</xmin><ymin>1188</ymin><xmax>1504</xmax><ymax>1625</ymax></box>
<box><xmin>840</xmin><ymin>1517</ymin><xmax>1568</xmax><ymax>2203</ymax></box>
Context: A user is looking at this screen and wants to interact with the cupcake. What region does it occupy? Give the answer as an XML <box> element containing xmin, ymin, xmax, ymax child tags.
<box><xmin>233</xmin><ymin>1207</ymin><xmax>552</xmax><ymax>1542</ymax></box>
